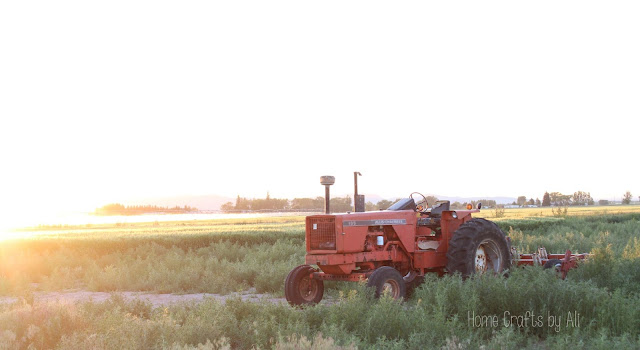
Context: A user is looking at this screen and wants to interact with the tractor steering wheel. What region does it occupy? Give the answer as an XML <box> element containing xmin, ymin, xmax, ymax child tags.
<box><xmin>410</xmin><ymin>192</ymin><xmax>429</xmax><ymax>213</ymax></box>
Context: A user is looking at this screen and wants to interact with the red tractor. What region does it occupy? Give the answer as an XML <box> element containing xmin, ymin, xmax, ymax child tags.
<box><xmin>285</xmin><ymin>181</ymin><xmax>588</xmax><ymax>306</ymax></box>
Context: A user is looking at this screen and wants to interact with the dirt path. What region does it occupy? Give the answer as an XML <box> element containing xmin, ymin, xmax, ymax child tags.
<box><xmin>0</xmin><ymin>289</ymin><xmax>288</xmax><ymax>308</ymax></box>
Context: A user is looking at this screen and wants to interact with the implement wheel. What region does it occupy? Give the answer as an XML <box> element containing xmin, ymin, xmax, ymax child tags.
<box><xmin>446</xmin><ymin>218</ymin><xmax>511</xmax><ymax>278</ymax></box>
<box><xmin>543</xmin><ymin>259</ymin><xmax>562</xmax><ymax>269</ymax></box>
<box><xmin>367</xmin><ymin>266</ymin><xmax>406</xmax><ymax>300</ymax></box>
<box><xmin>285</xmin><ymin>265</ymin><xmax>324</xmax><ymax>306</ymax></box>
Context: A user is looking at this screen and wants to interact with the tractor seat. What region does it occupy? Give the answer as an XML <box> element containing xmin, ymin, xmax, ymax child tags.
<box><xmin>429</xmin><ymin>201</ymin><xmax>450</xmax><ymax>217</ymax></box>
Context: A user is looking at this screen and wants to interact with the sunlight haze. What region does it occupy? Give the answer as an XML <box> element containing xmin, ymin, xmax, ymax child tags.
<box><xmin>1</xmin><ymin>1</ymin><xmax>639</xmax><ymax>229</ymax></box>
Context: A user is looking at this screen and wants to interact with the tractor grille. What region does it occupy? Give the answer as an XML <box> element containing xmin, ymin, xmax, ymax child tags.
<box><xmin>308</xmin><ymin>217</ymin><xmax>336</xmax><ymax>250</ymax></box>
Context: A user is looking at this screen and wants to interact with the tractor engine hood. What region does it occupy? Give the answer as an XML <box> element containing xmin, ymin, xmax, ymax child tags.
<box><xmin>305</xmin><ymin>210</ymin><xmax>418</xmax><ymax>254</ymax></box>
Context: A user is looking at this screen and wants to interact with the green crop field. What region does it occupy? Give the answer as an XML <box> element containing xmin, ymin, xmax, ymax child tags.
<box><xmin>1</xmin><ymin>207</ymin><xmax>640</xmax><ymax>349</ymax></box>
<box><xmin>475</xmin><ymin>204</ymin><xmax>640</xmax><ymax>220</ymax></box>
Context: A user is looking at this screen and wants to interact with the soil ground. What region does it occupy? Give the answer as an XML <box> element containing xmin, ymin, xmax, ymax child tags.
<box><xmin>0</xmin><ymin>288</ymin><xmax>289</xmax><ymax>307</ymax></box>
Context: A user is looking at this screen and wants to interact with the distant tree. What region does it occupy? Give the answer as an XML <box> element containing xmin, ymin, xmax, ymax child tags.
<box><xmin>377</xmin><ymin>199</ymin><xmax>394</xmax><ymax>210</ymax></box>
<box><xmin>542</xmin><ymin>192</ymin><xmax>551</xmax><ymax>207</ymax></box>
<box><xmin>235</xmin><ymin>195</ymin><xmax>250</xmax><ymax>210</ymax></box>
<box><xmin>517</xmin><ymin>196</ymin><xmax>527</xmax><ymax>207</ymax></box>
<box><xmin>220</xmin><ymin>202</ymin><xmax>235</xmax><ymax>212</ymax></box>
<box><xmin>330</xmin><ymin>195</ymin><xmax>352</xmax><ymax>213</ymax></box>
<box><xmin>94</xmin><ymin>203</ymin><xmax>197</xmax><ymax>215</ymax></box>
<box><xmin>572</xmin><ymin>191</ymin><xmax>594</xmax><ymax>206</ymax></box>
<box><xmin>365</xmin><ymin>201</ymin><xmax>377</xmax><ymax>211</ymax></box>
<box><xmin>512</xmin><ymin>201</ymin><xmax>517</xmax><ymax>205</ymax></box>
<box><xmin>425</xmin><ymin>196</ymin><xmax>439</xmax><ymax>206</ymax></box>
<box><xmin>291</xmin><ymin>197</ymin><xmax>324</xmax><ymax>210</ymax></box>
<box><xmin>598</xmin><ymin>199</ymin><xmax>610</xmax><ymax>206</ymax></box>
<box><xmin>528</xmin><ymin>198</ymin><xmax>535</xmax><ymax>205</ymax></box>
<box><xmin>231</xmin><ymin>193</ymin><xmax>291</xmax><ymax>211</ymax></box>
<box><xmin>470</xmin><ymin>199</ymin><xmax>497</xmax><ymax>208</ymax></box>
<box><xmin>535</xmin><ymin>198</ymin><xmax>541</xmax><ymax>206</ymax></box>
<box><xmin>94</xmin><ymin>203</ymin><xmax>126</xmax><ymax>215</ymax></box>
<box><xmin>451</xmin><ymin>201</ymin><xmax>464</xmax><ymax>209</ymax></box>
<box><xmin>550</xmin><ymin>192</ymin><xmax>571</xmax><ymax>206</ymax></box>
<box><xmin>622</xmin><ymin>191</ymin><xmax>632</xmax><ymax>205</ymax></box>
<box><xmin>251</xmin><ymin>193</ymin><xmax>289</xmax><ymax>211</ymax></box>
<box><xmin>271</xmin><ymin>198</ymin><xmax>289</xmax><ymax>210</ymax></box>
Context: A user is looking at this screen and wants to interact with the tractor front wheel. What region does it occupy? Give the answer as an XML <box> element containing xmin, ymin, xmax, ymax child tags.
<box><xmin>446</xmin><ymin>218</ymin><xmax>511</xmax><ymax>278</ymax></box>
<box><xmin>285</xmin><ymin>265</ymin><xmax>324</xmax><ymax>306</ymax></box>
<box><xmin>367</xmin><ymin>266</ymin><xmax>406</xmax><ymax>300</ymax></box>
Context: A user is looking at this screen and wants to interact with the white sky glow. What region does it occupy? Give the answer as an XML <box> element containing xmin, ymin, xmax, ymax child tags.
<box><xmin>1</xmin><ymin>1</ymin><xmax>639</xmax><ymax>223</ymax></box>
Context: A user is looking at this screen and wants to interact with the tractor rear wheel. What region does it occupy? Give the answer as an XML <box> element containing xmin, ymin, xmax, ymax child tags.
<box><xmin>446</xmin><ymin>218</ymin><xmax>511</xmax><ymax>278</ymax></box>
<box><xmin>285</xmin><ymin>265</ymin><xmax>324</xmax><ymax>306</ymax></box>
<box><xmin>367</xmin><ymin>266</ymin><xmax>406</xmax><ymax>300</ymax></box>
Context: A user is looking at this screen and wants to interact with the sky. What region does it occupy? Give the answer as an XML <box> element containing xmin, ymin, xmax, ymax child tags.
<box><xmin>1</xmin><ymin>1</ymin><xmax>639</xmax><ymax>224</ymax></box>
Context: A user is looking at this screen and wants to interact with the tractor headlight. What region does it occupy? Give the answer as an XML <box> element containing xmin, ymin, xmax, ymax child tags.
<box><xmin>451</xmin><ymin>212</ymin><xmax>458</xmax><ymax>219</ymax></box>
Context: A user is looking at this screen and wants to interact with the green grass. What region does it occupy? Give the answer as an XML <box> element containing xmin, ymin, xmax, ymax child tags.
<box><xmin>1</xmin><ymin>211</ymin><xmax>640</xmax><ymax>348</ymax></box>
<box><xmin>1</xmin><ymin>269</ymin><xmax>639</xmax><ymax>349</ymax></box>
<box><xmin>497</xmin><ymin>213</ymin><xmax>640</xmax><ymax>295</ymax></box>
<box><xmin>0</xmin><ymin>218</ymin><xmax>307</xmax><ymax>295</ymax></box>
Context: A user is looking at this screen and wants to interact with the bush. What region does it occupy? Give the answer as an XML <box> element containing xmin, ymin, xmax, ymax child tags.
<box><xmin>551</xmin><ymin>205</ymin><xmax>568</xmax><ymax>217</ymax></box>
<box><xmin>493</xmin><ymin>206</ymin><xmax>506</xmax><ymax>218</ymax></box>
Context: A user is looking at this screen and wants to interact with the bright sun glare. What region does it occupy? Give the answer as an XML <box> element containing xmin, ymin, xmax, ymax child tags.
<box><xmin>1</xmin><ymin>1</ymin><xmax>638</xmax><ymax>232</ymax></box>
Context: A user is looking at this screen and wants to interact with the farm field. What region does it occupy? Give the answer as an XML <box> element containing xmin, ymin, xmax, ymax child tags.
<box><xmin>474</xmin><ymin>204</ymin><xmax>640</xmax><ymax>220</ymax></box>
<box><xmin>1</xmin><ymin>206</ymin><xmax>640</xmax><ymax>349</ymax></box>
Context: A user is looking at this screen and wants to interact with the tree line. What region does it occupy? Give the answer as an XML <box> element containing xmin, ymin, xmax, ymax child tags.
<box><xmin>221</xmin><ymin>190</ymin><xmax>637</xmax><ymax>214</ymax></box>
<box><xmin>94</xmin><ymin>204</ymin><xmax>198</xmax><ymax>216</ymax></box>
<box><xmin>223</xmin><ymin>194</ymin><xmax>446</xmax><ymax>213</ymax></box>
<box><xmin>220</xmin><ymin>194</ymin><xmax>354</xmax><ymax>213</ymax></box>
<box><xmin>222</xmin><ymin>194</ymin><xmax>501</xmax><ymax>213</ymax></box>
<box><xmin>536</xmin><ymin>190</ymin><xmax>635</xmax><ymax>207</ymax></box>
<box><xmin>538</xmin><ymin>191</ymin><xmax>594</xmax><ymax>206</ymax></box>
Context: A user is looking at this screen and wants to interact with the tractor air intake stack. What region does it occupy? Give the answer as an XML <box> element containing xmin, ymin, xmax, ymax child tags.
<box><xmin>320</xmin><ymin>175</ymin><xmax>335</xmax><ymax>214</ymax></box>
<box><xmin>354</xmin><ymin>171</ymin><xmax>364</xmax><ymax>212</ymax></box>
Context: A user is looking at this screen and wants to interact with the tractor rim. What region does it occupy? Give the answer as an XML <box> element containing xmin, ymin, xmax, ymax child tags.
<box><xmin>381</xmin><ymin>279</ymin><xmax>401</xmax><ymax>299</ymax></box>
<box><xmin>475</xmin><ymin>245</ymin><xmax>487</xmax><ymax>272</ymax></box>
<box><xmin>475</xmin><ymin>239</ymin><xmax>502</xmax><ymax>273</ymax></box>
<box><xmin>298</xmin><ymin>276</ymin><xmax>318</xmax><ymax>301</ymax></box>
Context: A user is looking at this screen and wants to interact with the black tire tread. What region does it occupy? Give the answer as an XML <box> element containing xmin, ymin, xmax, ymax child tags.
<box><xmin>366</xmin><ymin>266</ymin><xmax>406</xmax><ymax>299</ymax></box>
<box><xmin>446</xmin><ymin>218</ymin><xmax>511</xmax><ymax>277</ymax></box>
<box><xmin>543</xmin><ymin>259</ymin><xmax>562</xmax><ymax>269</ymax></box>
<box><xmin>284</xmin><ymin>265</ymin><xmax>309</xmax><ymax>302</ymax></box>
<box><xmin>285</xmin><ymin>264</ymin><xmax>324</xmax><ymax>306</ymax></box>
